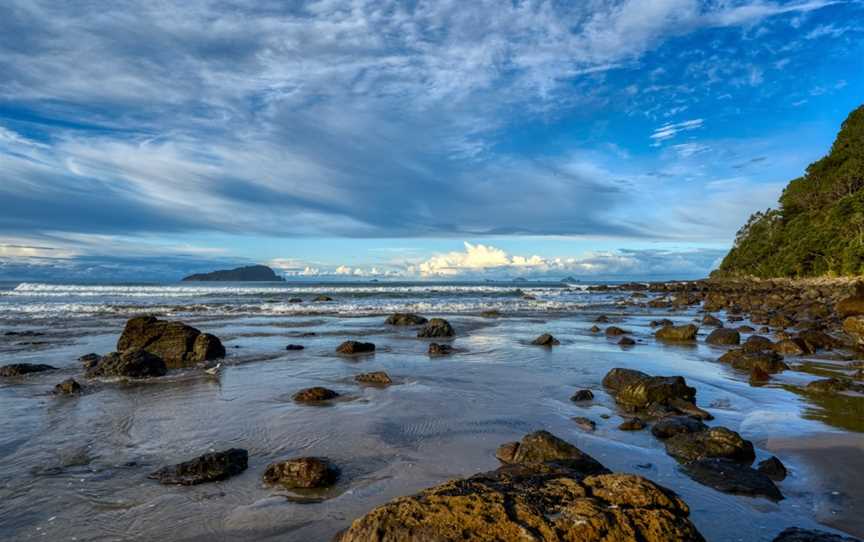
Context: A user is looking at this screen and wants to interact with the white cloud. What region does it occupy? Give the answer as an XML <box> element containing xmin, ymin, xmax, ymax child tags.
<box><xmin>650</xmin><ymin>119</ymin><xmax>704</xmax><ymax>145</ymax></box>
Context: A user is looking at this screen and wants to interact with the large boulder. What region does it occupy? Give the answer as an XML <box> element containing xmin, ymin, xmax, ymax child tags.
<box><xmin>655</xmin><ymin>324</ymin><xmax>699</xmax><ymax>342</ymax></box>
<box><xmin>385</xmin><ymin>313</ymin><xmax>428</xmax><ymax>326</ymax></box>
<box><xmin>0</xmin><ymin>363</ymin><xmax>56</xmax><ymax>377</ymax></box>
<box><xmin>681</xmin><ymin>458</ymin><xmax>783</xmax><ymax>501</ymax></box>
<box><xmin>117</xmin><ymin>316</ymin><xmax>225</xmax><ymax>368</ymax></box>
<box><xmin>337</xmin><ymin>469</ymin><xmax>705</xmax><ymax>542</ymax></box>
<box><xmin>85</xmin><ymin>349</ymin><xmax>167</xmax><ymax>378</ymax></box>
<box><xmin>495</xmin><ymin>431</ymin><xmax>608</xmax><ymax>476</ymax></box>
<box><xmin>148</xmin><ymin>449</ymin><xmax>248</xmax><ymax>485</ymax></box>
<box><xmin>417</xmin><ymin>318</ymin><xmax>455</xmax><ymax>338</ymax></box>
<box><xmin>664</xmin><ymin>427</ymin><xmax>755</xmax><ymax>464</ymax></box>
<box><xmin>602</xmin><ymin>368</ymin><xmax>708</xmax><ymax>419</ymax></box>
<box><xmin>263</xmin><ymin>457</ymin><xmax>338</xmax><ymax>489</ymax></box>
<box><xmin>719</xmin><ymin>349</ymin><xmax>789</xmax><ymax>374</ymax></box>
<box><xmin>706</xmin><ymin>328</ymin><xmax>740</xmax><ymax>346</ymax></box>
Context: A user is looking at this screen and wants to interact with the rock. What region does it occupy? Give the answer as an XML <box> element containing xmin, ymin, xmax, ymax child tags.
<box><xmin>605</xmin><ymin>326</ymin><xmax>629</xmax><ymax>336</ymax></box>
<box><xmin>285</xmin><ymin>344</ymin><xmax>305</xmax><ymax>351</ymax></box>
<box><xmin>531</xmin><ymin>333</ymin><xmax>560</xmax><ymax>346</ymax></box>
<box><xmin>773</xmin><ymin>339</ymin><xmax>808</xmax><ymax>356</ymax></box>
<box><xmin>78</xmin><ymin>353</ymin><xmax>101</xmax><ymax>368</ymax></box>
<box><xmin>53</xmin><ymin>378</ymin><xmax>82</xmax><ymax>395</ymax></box>
<box><xmin>293</xmin><ymin>387</ymin><xmax>339</xmax><ymax>402</ymax></box>
<box><xmin>148</xmin><ymin>448</ymin><xmax>248</xmax><ymax>485</ymax></box>
<box><xmin>837</xmin><ymin>292</ymin><xmax>864</xmax><ymax>318</ymax></box>
<box><xmin>651</xmin><ymin>416</ymin><xmax>708</xmax><ymax>439</ymax></box>
<box><xmin>288</xmin><ymin>298</ymin><xmax>303</xmax><ymax>303</ymax></box>
<box><xmin>737</xmin><ymin>325</ymin><xmax>756</xmax><ymax>333</ymax></box>
<box><xmin>571</xmin><ymin>389</ymin><xmax>594</xmax><ymax>402</ymax></box>
<box><xmin>806</xmin><ymin>377</ymin><xmax>864</xmax><ymax>394</ymax></box>
<box><xmin>572</xmin><ymin>416</ymin><xmax>596</xmax><ymax>432</ymax></box>
<box><xmin>650</xmin><ymin>318</ymin><xmax>674</xmax><ymax>327</ymax></box>
<box><xmin>655</xmin><ymin>324</ymin><xmax>698</xmax><ymax>342</ymax></box>
<box><xmin>117</xmin><ymin>316</ymin><xmax>225</xmax><ymax>368</ymax></box>
<box><xmin>336</xmin><ymin>469</ymin><xmax>705</xmax><ymax>542</ymax></box>
<box><xmin>602</xmin><ymin>368</ymin><xmax>708</xmax><ymax>419</ymax></box>
<box><xmin>618</xmin><ymin>337</ymin><xmax>636</xmax><ymax>346</ymax></box>
<box><xmin>772</xmin><ymin>527</ymin><xmax>860</xmax><ymax>541</ymax></box>
<box><xmin>749</xmin><ymin>366</ymin><xmax>772</xmax><ymax>384</ymax></box>
<box><xmin>417</xmin><ymin>318</ymin><xmax>455</xmax><ymax>338</ymax></box>
<box><xmin>797</xmin><ymin>329</ymin><xmax>842</xmax><ymax>351</ymax></box>
<box><xmin>385</xmin><ymin>313</ymin><xmax>428</xmax><ymax>326</ymax></box>
<box><xmin>664</xmin><ymin>427</ymin><xmax>755</xmax><ymax>464</ymax></box>
<box><xmin>757</xmin><ymin>456</ymin><xmax>787</xmax><ymax>481</ymax></box>
<box><xmin>355</xmin><ymin>371</ymin><xmax>392</xmax><ymax>385</ymax></box>
<box><xmin>182</xmin><ymin>265</ymin><xmax>283</xmax><ymax>282</ymax></box>
<box><xmin>589</xmin><ymin>325</ymin><xmax>601</xmax><ymax>333</ymax></box>
<box><xmin>702</xmin><ymin>314</ymin><xmax>723</xmax><ymax>327</ymax></box>
<box><xmin>263</xmin><ymin>457</ymin><xmax>338</xmax><ymax>489</ymax></box>
<box><xmin>480</xmin><ymin>309</ymin><xmax>501</xmax><ymax>318</ymax></box>
<box><xmin>428</xmin><ymin>343</ymin><xmax>453</xmax><ymax>356</ymax></box>
<box><xmin>0</xmin><ymin>363</ymin><xmax>56</xmax><ymax>377</ymax></box>
<box><xmin>336</xmin><ymin>341</ymin><xmax>375</xmax><ymax>354</ymax></box>
<box><xmin>681</xmin><ymin>458</ymin><xmax>783</xmax><ymax>501</ymax></box>
<box><xmin>843</xmin><ymin>315</ymin><xmax>864</xmax><ymax>347</ymax></box>
<box><xmin>594</xmin><ymin>315</ymin><xmax>610</xmax><ymax>323</ymax></box>
<box><xmin>495</xmin><ymin>431</ymin><xmax>608</xmax><ymax>475</ymax></box>
<box><xmin>85</xmin><ymin>350</ymin><xmax>167</xmax><ymax>378</ymax></box>
<box><xmin>313</xmin><ymin>295</ymin><xmax>333</xmax><ymax>302</ymax></box>
<box><xmin>618</xmin><ymin>418</ymin><xmax>646</xmax><ymax>431</ymax></box>
<box><xmin>706</xmin><ymin>328</ymin><xmax>741</xmax><ymax>346</ymax></box>
<box><xmin>719</xmin><ymin>348</ymin><xmax>789</xmax><ymax>374</ymax></box>
<box><xmin>742</xmin><ymin>335</ymin><xmax>774</xmax><ymax>352</ymax></box>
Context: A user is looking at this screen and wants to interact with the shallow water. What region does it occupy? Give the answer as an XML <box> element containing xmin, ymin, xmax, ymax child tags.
<box><xmin>0</xmin><ymin>281</ymin><xmax>861</xmax><ymax>541</ymax></box>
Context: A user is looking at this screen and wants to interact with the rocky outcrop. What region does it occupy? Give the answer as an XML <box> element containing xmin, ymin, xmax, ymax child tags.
<box><xmin>706</xmin><ymin>328</ymin><xmax>740</xmax><ymax>346</ymax></box>
<box><xmin>148</xmin><ymin>448</ymin><xmax>248</xmax><ymax>485</ymax></box>
<box><xmin>0</xmin><ymin>363</ymin><xmax>56</xmax><ymax>377</ymax></box>
<box><xmin>355</xmin><ymin>371</ymin><xmax>392</xmax><ymax>385</ymax></box>
<box><xmin>417</xmin><ymin>318</ymin><xmax>455</xmax><ymax>338</ymax></box>
<box><xmin>664</xmin><ymin>427</ymin><xmax>755</xmax><ymax>464</ymax></box>
<box><xmin>385</xmin><ymin>313</ymin><xmax>428</xmax><ymax>326</ymax></box>
<box><xmin>263</xmin><ymin>457</ymin><xmax>338</xmax><ymax>489</ymax></box>
<box><xmin>681</xmin><ymin>458</ymin><xmax>783</xmax><ymax>501</ymax></box>
<box><xmin>293</xmin><ymin>387</ymin><xmax>340</xmax><ymax>402</ymax></box>
<box><xmin>655</xmin><ymin>324</ymin><xmax>699</xmax><ymax>342</ymax></box>
<box><xmin>602</xmin><ymin>368</ymin><xmax>709</xmax><ymax>419</ymax></box>
<box><xmin>85</xmin><ymin>349</ymin><xmax>167</xmax><ymax>378</ymax></box>
<box><xmin>117</xmin><ymin>316</ymin><xmax>225</xmax><ymax>368</ymax></box>
<box><xmin>336</xmin><ymin>341</ymin><xmax>375</xmax><ymax>354</ymax></box>
<box><xmin>532</xmin><ymin>333</ymin><xmax>560</xmax><ymax>346</ymax></box>
<box><xmin>495</xmin><ymin>431</ymin><xmax>608</xmax><ymax>475</ymax></box>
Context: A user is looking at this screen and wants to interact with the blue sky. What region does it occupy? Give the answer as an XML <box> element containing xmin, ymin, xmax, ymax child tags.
<box><xmin>0</xmin><ymin>0</ymin><xmax>861</xmax><ymax>281</ymax></box>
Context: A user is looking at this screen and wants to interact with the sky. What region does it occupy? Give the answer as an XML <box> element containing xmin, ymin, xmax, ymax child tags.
<box><xmin>0</xmin><ymin>0</ymin><xmax>862</xmax><ymax>282</ymax></box>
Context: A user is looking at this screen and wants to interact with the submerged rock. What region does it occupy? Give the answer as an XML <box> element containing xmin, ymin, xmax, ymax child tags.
<box><xmin>117</xmin><ymin>316</ymin><xmax>225</xmax><ymax>368</ymax></box>
<box><xmin>651</xmin><ymin>416</ymin><xmax>708</xmax><ymax>439</ymax></box>
<box><xmin>531</xmin><ymin>333</ymin><xmax>560</xmax><ymax>346</ymax></box>
<box><xmin>706</xmin><ymin>328</ymin><xmax>741</xmax><ymax>346</ymax></box>
<box><xmin>355</xmin><ymin>371</ymin><xmax>392</xmax><ymax>385</ymax></box>
<box><xmin>337</xmin><ymin>468</ymin><xmax>705</xmax><ymax>542</ymax></box>
<box><xmin>570</xmin><ymin>389</ymin><xmax>594</xmax><ymax>402</ymax></box>
<box><xmin>605</xmin><ymin>326</ymin><xmax>629</xmax><ymax>336</ymax></box>
<box><xmin>385</xmin><ymin>313</ymin><xmax>428</xmax><ymax>326</ymax></box>
<box><xmin>572</xmin><ymin>416</ymin><xmax>596</xmax><ymax>432</ymax></box>
<box><xmin>85</xmin><ymin>349</ymin><xmax>167</xmax><ymax>378</ymax></box>
<box><xmin>681</xmin><ymin>458</ymin><xmax>783</xmax><ymax>501</ymax></box>
<box><xmin>806</xmin><ymin>377</ymin><xmax>864</xmax><ymax>394</ymax></box>
<box><xmin>428</xmin><ymin>343</ymin><xmax>453</xmax><ymax>356</ymax></box>
<box><xmin>0</xmin><ymin>363</ymin><xmax>56</xmax><ymax>377</ymax></box>
<box><xmin>148</xmin><ymin>448</ymin><xmax>248</xmax><ymax>485</ymax></box>
<box><xmin>772</xmin><ymin>527</ymin><xmax>860</xmax><ymax>542</ymax></box>
<box><xmin>650</xmin><ymin>318</ymin><xmax>674</xmax><ymax>328</ymax></box>
<box><xmin>618</xmin><ymin>336</ymin><xmax>636</xmax><ymax>346</ymax></box>
<box><xmin>664</xmin><ymin>426</ymin><xmax>755</xmax><ymax>464</ymax></box>
<box><xmin>618</xmin><ymin>418</ymin><xmax>646</xmax><ymax>431</ymax></box>
<box><xmin>417</xmin><ymin>318</ymin><xmax>455</xmax><ymax>338</ymax></box>
<box><xmin>757</xmin><ymin>456</ymin><xmax>788</xmax><ymax>481</ymax></box>
<box><xmin>589</xmin><ymin>325</ymin><xmax>601</xmax><ymax>333</ymax></box>
<box><xmin>293</xmin><ymin>387</ymin><xmax>339</xmax><ymax>403</ymax></box>
<box><xmin>655</xmin><ymin>324</ymin><xmax>699</xmax><ymax>342</ymax></box>
<box><xmin>263</xmin><ymin>457</ymin><xmax>338</xmax><ymax>489</ymax></box>
<box><xmin>719</xmin><ymin>348</ymin><xmax>789</xmax><ymax>374</ymax></box>
<box><xmin>495</xmin><ymin>430</ymin><xmax>608</xmax><ymax>475</ymax></box>
<box><xmin>336</xmin><ymin>341</ymin><xmax>375</xmax><ymax>355</ymax></box>
<box><xmin>285</xmin><ymin>344</ymin><xmax>305</xmax><ymax>351</ymax></box>
<box><xmin>702</xmin><ymin>314</ymin><xmax>723</xmax><ymax>327</ymax></box>
<box><xmin>53</xmin><ymin>378</ymin><xmax>82</xmax><ymax>395</ymax></box>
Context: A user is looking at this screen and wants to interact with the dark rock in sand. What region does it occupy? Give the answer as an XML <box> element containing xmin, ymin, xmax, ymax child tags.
<box><xmin>571</xmin><ymin>389</ymin><xmax>594</xmax><ymax>402</ymax></box>
<box><xmin>0</xmin><ymin>363</ymin><xmax>56</xmax><ymax>377</ymax></box>
<box><xmin>618</xmin><ymin>337</ymin><xmax>636</xmax><ymax>346</ymax></box>
<box><xmin>385</xmin><ymin>313</ymin><xmax>428</xmax><ymax>326</ymax></box>
<box><xmin>336</xmin><ymin>341</ymin><xmax>375</xmax><ymax>355</ymax></box>
<box><xmin>664</xmin><ymin>426</ymin><xmax>755</xmax><ymax>464</ymax></box>
<box><xmin>417</xmin><ymin>318</ymin><xmax>455</xmax><ymax>338</ymax></box>
<box><xmin>702</xmin><ymin>314</ymin><xmax>723</xmax><ymax>327</ymax></box>
<box><xmin>495</xmin><ymin>431</ymin><xmax>608</xmax><ymax>475</ymax></box>
<box><xmin>336</xmin><ymin>467</ymin><xmax>704</xmax><ymax>542</ymax></box>
<box><xmin>355</xmin><ymin>371</ymin><xmax>392</xmax><ymax>385</ymax></box>
<box><xmin>656</xmin><ymin>324</ymin><xmax>698</xmax><ymax>342</ymax></box>
<box><xmin>706</xmin><ymin>327</ymin><xmax>741</xmax><ymax>346</ymax></box>
<box><xmin>86</xmin><ymin>349</ymin><xmax>167</xmax><ymax>378</ymax></box>
<box><xmin>54</xmin><ymin>378</ymin><xmax>82</xmax><ymax>395</ymax></box>
<box><xmin>428</xmin><ymin>343</ymin><xmax>453</xmax><ymax>356</ymax></box>
<box><xmin>602</xmin><ymin>368</ymin><xmax>709</xmax><ymax>419</ymax></box>
<box><xmin>117</xmin><ymin>316</ymin><xmax>225</xmax><ymax>368</ymax></box>
<box><xmin>719</xmin><ymin>348</ymin><xmax>789</xmax><ymax>374</ymax></box>
<box><xmin>531</xmin><ymin>333</ymin><xmax>560</xmax><ymax>346</ymax></box>
<box><xmin>605</xmin><ymin>326</ymin><xmax>629</xmax><ymax>336</ymax></box>
<box><xmin>293</xmin><ymin>387</ymin><xmax>339</xmax><ymax>402</ymax></box>
<box><xmin>572</xmin><ymin>416</ymin><xmax>596</xmax><ymax>432</ymax></box>
<box><xmin>651</xmin><ymin>416</ymin><xmax>708</xmax><ymax>439</ymax></box>
<box><xmin>285</xmin><ymin>344</ymin><xmax>305</xmax><ymax>351</ymax></box>
<box><xmin>757</xmin><ymin>456</ymin><xmax>788</xmax><ymax>481</ymax></box>
<box><xmin>681</xmin><ymin>458</ymin><xmax>783</xmax><ymax>501</ymax></box>
<box><xmin>263</xmin><ymin>457</ymin><xmax>338</xmax><ymax>489</ymax></box>
<box><xmin>148</xmin><ymin>448</ymin><xmax>248</xmax><ymax>485</ymax></box>
<box><xmin>772</xmin><ymin>527</ymin><xmax>860</xmax><ymax>542</ymax></box>
<box><xmin>618</xmin><ymin>418</ymin><xmax>646</xmax><ymax>431</ymax></box>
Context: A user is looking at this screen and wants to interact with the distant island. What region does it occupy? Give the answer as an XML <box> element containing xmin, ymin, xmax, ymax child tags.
<box><xmin>182</xmin><ymin>265</ymin><xmax>285</xmax><ymax>282</ymax></box>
